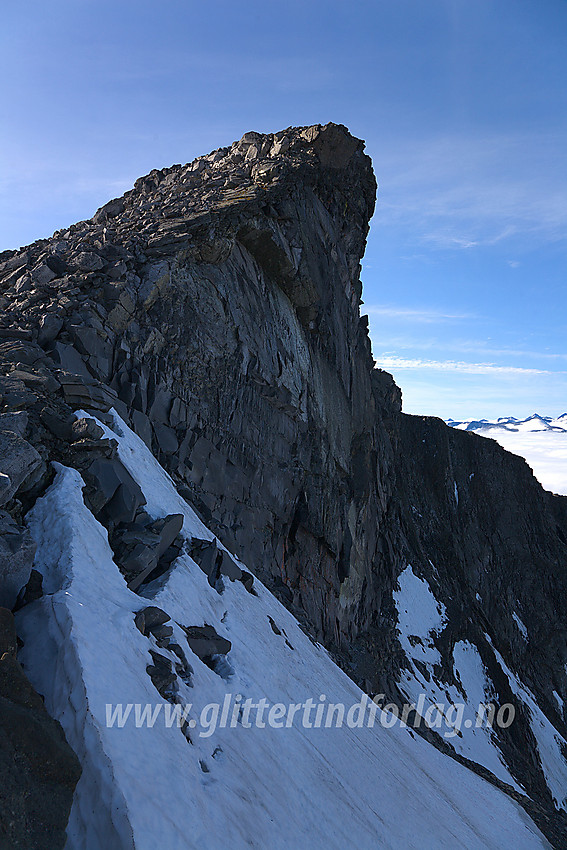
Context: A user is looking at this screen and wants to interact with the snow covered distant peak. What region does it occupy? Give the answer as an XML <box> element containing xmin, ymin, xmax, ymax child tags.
<box><xmin>449</xmin><ymin>414</ymin><xmax>567</xmax><ymax>433</ymax></box>
<box><xmin>447</xmin><ymin>414</ymin><xmax>567</xmax><ymax>495</ymax></box>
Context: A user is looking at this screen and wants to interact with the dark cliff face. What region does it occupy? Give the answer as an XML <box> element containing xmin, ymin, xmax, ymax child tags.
<box><xmin>0</xmin><ymin>123</ymin><xmax>566</xmax><ymax>845</ymax></box>
<box><xmin>391</xmin><ymin>416</ymin><xmax>567</xmax><ymax>840</ymax></box>
<box><xmin>0</xmin><ymin>123</ymin><xmax>402</xmax><ymax>650</ymax></box>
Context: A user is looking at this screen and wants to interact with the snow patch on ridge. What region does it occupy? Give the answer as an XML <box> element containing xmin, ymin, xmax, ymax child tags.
<box><xmin>394</xmin><ymin>566</ymin><xmax>523</xmax><ymax>792</ymax></box>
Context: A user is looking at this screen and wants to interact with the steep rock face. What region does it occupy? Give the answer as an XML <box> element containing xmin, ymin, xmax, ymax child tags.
<box><xmin>0</xmin><ymin>124</ymin><xmax>402</xmax><ymax>652</ymax></box>
<box><xmin>0</xmin><ymin>123</ymin><xmax>566</xmax><ymax>845</ymax></box>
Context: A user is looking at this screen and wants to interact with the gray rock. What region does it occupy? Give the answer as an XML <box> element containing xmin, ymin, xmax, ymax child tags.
<box><xmin>87</xmin><ymin>457</ymin><xmax>146</xmax><ymax>520</ymax></box>
<box><xmin>239</xmin><ymin>571</ymin><xmax>255</xmax><ymax>593</ymax></box>
<box><xmin>193</xmin><ymin>539</ymin><xmax>219</xmax><ymax>587</ymax></box>
<box><xmin>9</xmin><ymin>369</ymin><xmax>60</xmax><ymax>395</ymax></box>
<box><xmin>71</xmin><ymin>417</ymin><xmax>105</xmax><ymax>442</ymax></box>
<box><xmin>151</xmin><ymin>624</ymin><xmax>174</xmax><ymax>645</ymax></box>
<box><xmin>0</xmin><ymin>411</ymin><xmax>29</xmax><ymax>437</ymax></box>
<box><xmin>146</xmin><ymin>650</ymin><xmax>176</xmax><ymax>696</ymax></box>
<box><xmin>131</xmin><ymin>408</ymin><xmax>153</xmax><ymax>447</ymax></box>
<box><xmin>69</xmin><ymin>326</ymin><xmax>113</xmax><ymax>379</ymax></box>
<box><xmin>218</xmin><ymin>550</ymin><xmax>242</xmax><ymax>581</ymax></box>
<box><xmin>154</xmin><ymin>421</ymin><xmax>178</xmax><ymax>455</ymax></box>
<box><xmin>74</xmin><ymin>251</ymin><xmax>104</xmax><ymax>272</ymax></box>
<box><xmin>123</xmin><ymin>514</ymin><xmax>183</xmax><ymax>591</ymax></box>
<box><xmin>0</xmin><ymin>375</ymin><xmax>36</xmax><ymax>408</ymax></box>
<box><xmin>45</xmin><ymin>253</ymin><xmax>68</xmax><ymax>277</ymax></box>
<box><xmin>0</xmin><ymin>511</ymin><xmax>36</xmax><ymax>609</ymax></box>
<box><xmin>155</xmin><ymin>514</ymin><xmax>184</xmax><ymax>559</ymax></box>
<box><xmin>39</xmin><ymin>409</ymin><xmax>74</xmax><ymax>442</ymax></box>
<box><xmin>38</xmin><ymin>313</ymin><xmax>64</xmax><ymax>348</ymax></box>
<box><xmin>123</xmin><ymin>543</ymin><xmax>158</xmax><ymax>581</ymax></box>
<box><xmin>0</xmin><ymin>431</ymin><xmax>43</xmax><ymax>505</ymax></box>
<box><xmin>52</xmin><ymin>342</ymin><xmax>94</xmax><ymax>381</ymax></box>
<box><xmin>31</xmin><ymin>263</ymin><xmax>56</xmax><ymax>286</ymax></box>
<box><xmin>92</xmin><ymin>197</ymin><xmax>125</xmax><ymax>224</ymax></box>
<box><xmin>182</xmin><ymin>625</ymin><xmax>231</xmax><ymax>659</ymax></box>
<box><xmin>134</xmin><ymin>606</ymin><xmax>170</xmax><ymax>636</ymax></box>
<box><xmin>105</xmin><ymin>481</ymin><xmax>144</xmax><ymax>525</ymax></box>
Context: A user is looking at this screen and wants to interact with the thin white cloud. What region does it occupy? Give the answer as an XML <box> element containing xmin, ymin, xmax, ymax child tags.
<box><xmin>370</xmin><ymin>132</ymin><xmax>567</xmax><ymax>250</ymax></box>
<box><xmin>369</xmin><ymin>332</ymin><xmax>567</xmax><ymax>362</ymax></box>
<box><xmin>375</xmin><ymin>356</ymin><xmax>551</xmax><ymax>375</ymax></box>
<box><xmin>366</xmin><ymin>305</ymin><xmax>474</xmax><ymax>322</ymax></box>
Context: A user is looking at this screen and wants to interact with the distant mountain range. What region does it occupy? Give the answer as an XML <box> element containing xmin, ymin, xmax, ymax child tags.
<box><xmin>447</xmin><ymin>414</ymin><xmax>567</xmax><ymax>495</ymax></box>
<box><xmin>448</xmin><ymin>413</ymin><xmax>567</xmax><ymax>433</ymax></box>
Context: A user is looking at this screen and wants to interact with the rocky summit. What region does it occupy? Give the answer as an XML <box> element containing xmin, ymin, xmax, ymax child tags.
<box><xmin>0</xmin><ymin>124</ymin><xmax>566</xmax><ymax>848</ymax></box>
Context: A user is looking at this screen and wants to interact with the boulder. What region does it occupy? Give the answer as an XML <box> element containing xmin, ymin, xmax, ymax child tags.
<box><xmin>192</xmin><ymin>538</ymin><xmax>219</xmax><ymax>586</ymax></box>
<box><xmin>71</xmin><ymin>417</ymin><xmax>105</xmax><ymax>442</ymax></box>
<box><xmin>92</xmin><ymin>197</ymin><xmax>125</xmax><ymax>224</ymax></box>
<box><xmin>124</xmin><ymin>545</ymin><xmax>159</xmax><ymax>590</ymax></box>
<box><xmin>52</xmin><ymin>342</ymin><xmax>93</xmax><ymax>381</ymax></box>
<box><xmin>134</xmin><ymin>606</ymin><xmax>170</xmax><ymax>636</ymax></box>
<box><xmin>87</xmin><ymin>457</ymin><xmax>146</xmax><ymax>520</ymax></box>
<box><xmin>239</xmin><ymin>571</ymin><xmax>255</xmax><ymax>593</ymax></box>
<box><xmin>152</xmin><ymin>624</ymin><xmax>174</xmax><ymax>646</ymax></box>
<box><xmin>218</xmin><ymin>549</ymin><xmax>242</xmax><ymax>581</ymax></box>
<box><xmin>182</xmin><ymin>625</ymin><xmax>231</xmax><ymax>659</ymax></box>
<box><xmin>105</xmin><ymin>482</ymin><xmax>144</xmax><ymax>525</ymax></box>
<box><xmin>37</xmin><ymin>314</ymin><xmax>63</xmax><ymax>347</ymax></box>
<box><xmin>31</xmin><ymin>262</ymin><xmax>55</xmax><ymax>286</ymax></box>
<box><xmin>154</xmin><ymin>514</ymin><xmax>184</xmax><ymax>559</ymax></box>
<box><xmin>123</xmin><ymin>514</ymin><xmax>183</xmax><ymax>592</ymax></box>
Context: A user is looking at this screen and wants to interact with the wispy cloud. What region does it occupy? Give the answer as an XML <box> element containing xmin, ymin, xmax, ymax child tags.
<box><xmin>369</xmin><ymin>332</ymin><xmax>567</xmax><ymax>363</ymax></box>
<box><xmin>375</xmin><ymin>356</ymin><xmax>551</xmax><ymax>375</ymax></box>
<box><xmin>371</xmin><ymin>132</ymin><xmax>567</xmax><ymax>250</ymax></box>
<box><xmin>366</xmin><ymin>305</ymin><xmax>474</xmax><ymax>322</ymax></box>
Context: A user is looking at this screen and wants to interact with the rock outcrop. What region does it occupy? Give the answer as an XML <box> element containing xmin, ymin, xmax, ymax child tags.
<box><xmin>0</xmin><ymin>123</ymin><xmax>566</xmax><ymax>846</ymax></box>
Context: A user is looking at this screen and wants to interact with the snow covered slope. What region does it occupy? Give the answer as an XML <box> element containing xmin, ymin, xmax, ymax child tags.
<box><xmin>16</xmin><ymin>412</ymin><xmax>549</xmax><ymax>849</ymax></box>
<box><xmin>447</xmin><ymin>415</ymin><xmax>567</xmax><ymax>495</ymax></box>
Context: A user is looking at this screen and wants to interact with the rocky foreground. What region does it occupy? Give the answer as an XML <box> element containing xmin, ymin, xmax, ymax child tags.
<box><xmin>0</xmin><ymin>124</ymin><xmax>566</xmax><ymax>847</ymax></box>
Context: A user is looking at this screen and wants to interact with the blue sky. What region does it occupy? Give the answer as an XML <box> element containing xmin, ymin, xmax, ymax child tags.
<box><xmin>2</xmin><ymin>0</ymin><xmax>566</xmax><ymax>419</ymax></box>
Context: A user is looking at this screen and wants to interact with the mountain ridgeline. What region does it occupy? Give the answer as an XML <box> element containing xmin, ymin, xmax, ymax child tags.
<box><xmin>1</xmin><ymin>124</ymin><xmax>566</xmax><ymax>847</ymax></box>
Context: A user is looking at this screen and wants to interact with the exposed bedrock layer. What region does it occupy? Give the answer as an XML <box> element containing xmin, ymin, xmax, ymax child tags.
<box><xmin>0</xmin><ymin>123</ymin><xmax>566</xmax><ymax>845</ymax></box>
